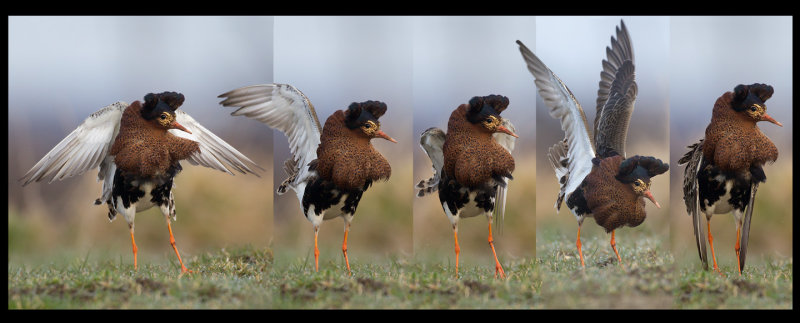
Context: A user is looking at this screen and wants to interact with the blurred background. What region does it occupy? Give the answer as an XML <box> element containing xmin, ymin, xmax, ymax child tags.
<box><xmin>8</xmin><ymin>17</ymin><xmax>276</xmax><ymax>265</ymax></box>
<box><xmin>669</xmin><ymin>16</ymin><xmax>793</xmax><ymax>270</ymax></box>
<box><xmin>411</xmin><ymin>17</ymin><xmax>538</xmax><ymax>268</ymax></box>
<box><xmin>269</xmin><ymin>17</ymin><xmax>414</xmax><ymax>266</ymax></box>
<box><xmin>531</xmin><ymin>17</ymin><xmax>672</xmax><ymax>259</ymax></box>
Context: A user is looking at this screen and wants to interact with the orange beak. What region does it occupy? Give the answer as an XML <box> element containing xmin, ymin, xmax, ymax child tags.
<box><xmin>171</xmin><ymin>121</ymin><xmax>192</xmax><ymax>134</ymax></box>
<box><xmin>376</xmin><ymin>130</ymin><xmax>397</xmax><ymax>143</ymax></box>
<box><xmin>761</xmin><ymin>113</ymin><xmax>783</xmax><ymax>127</ymax></box>
<box><xmin>496</xmin><ymin>125</ymin><xmax>519</xmax><ymax>138</ymax></box>
<box><xmin>644</xmin><ymin>190</ymin><xmax>660</xmax><ymax>209</ymax></box>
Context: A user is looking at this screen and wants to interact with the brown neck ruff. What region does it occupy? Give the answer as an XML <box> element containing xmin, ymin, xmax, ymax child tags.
<box><xmin>314</xmin><ymin>110</ymin><xmax>391</xmax><ymax>190</ymax></box>
<box><xmin>583</xmin><ymin>155</ymin><xmax>646</xmax><ymax>232</ymax></box>
<box><xmin>703</xmin><ymin>92</ymin><xmax>778</xmax><ymax>172</ymax></box>
<box><xmin>110</xmin><ymin>101</ymin><xmax>199</xmax><ymax>177</ymax></box>
<box><xmin>442</xmin><ymin>104</ymin><xmax>515</xmax><ymax>188</ymax></box>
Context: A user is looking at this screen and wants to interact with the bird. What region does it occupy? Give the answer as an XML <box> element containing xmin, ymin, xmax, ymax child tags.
<box><xmin>516</xmin><ymin>20</ymin><xmax>669</xmax><ymax>268</ymax></box>
<box><xmin>679</xmin><ymin>83</ymin><xmax>781</xmax><ymax>275</ymax></box>
<box><xmin>416</xmin><ymin>94</ymin><xmax>518</xmax><ymax>278</ymax></box>
<box><xmin>218</xmin><ymin>83</ymin><xmax>396</xmax><ymax>274</ymax></box>
<box><xmin>20</xmin><ymin>91</ymin><xmax>260</xmax><ymax>273</ymax></box>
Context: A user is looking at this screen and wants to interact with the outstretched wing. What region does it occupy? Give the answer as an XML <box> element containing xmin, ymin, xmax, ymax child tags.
<box><xmin>594</xmin><ymin>20</ymin><xmax>637</xmax><ymax>158</ymax></box>
<box><xmin>679</xmin><ymin>139</ymin><xmax>708</xmax><ymax>269</ymax></box>
<box><xmin>416</xmin><ymin>127</ymin><xmax>446</xmax><ymax>197</ymax></box>
<box><xmin>171</xmin><ymin>110</ymin><xmax>261</xmax><ymax>176</ymax></box>
<box><xmin>492</xmin><ymin>118</ymin><xmax>517</xmax><ymax>227</ymax></box>
<box><xmin>20</xmin><ymin>101</ymin><xmax>128</xmax><ymax>186</ymax></box>
<box><xmin>517</xmin><ymin>39</ymin><xmax>595</xmax><ymax>211</ymax></box>
<box><xmin>218</xmin><ymin>83</ymin><xmax>322</xmax><ymax>195</ymax></box>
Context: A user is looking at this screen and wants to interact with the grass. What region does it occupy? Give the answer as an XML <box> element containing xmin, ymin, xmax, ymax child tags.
<box><xmin>8</xmin><ymin>245</ymin><xmax>544</xmax><ymax>309</ymax></box>
<box><xmin>8</xmin><ymin>241</ymin><xmax>792</xmax><ymax>309</ymax></box>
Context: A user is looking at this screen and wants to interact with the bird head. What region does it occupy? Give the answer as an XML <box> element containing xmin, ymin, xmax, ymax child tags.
<box><xmin>141</xmin><ymin>91</ymin><xmax>192</xmax><ymax>134</ymax></box>
<box><xmin>344</xmin><ymin>100</ymin><xmax>397</xmax><ymax>143</ymax></box>
<box><xmin>466</xmin><ymin>94</ymin><xmax>518</xmax><ymax>138</ymax></box>
<box><xmin>731</xmin><ymin>83</ymin><xmax>782</xmax><ymax>127</ymax></box>
<box><xmin>616</xmin><ymin>155</ymin><xmax>669</xmax><ymax>208</ymax></box>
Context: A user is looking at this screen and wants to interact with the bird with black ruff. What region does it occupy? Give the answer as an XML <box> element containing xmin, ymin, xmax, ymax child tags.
<box><xmin>417</xmin><ymin>94</ymin><xmax>518</xmax><ymax>278</ymax></box>
<box><xmin>20</xmin><ymin>91</ymin><xmax>261</xmax><ymax>273</ymax></box>
<box><xmin>517</xmin><ymin>20</ymin><xmax>669</xmax><ymax>268</ymax></box>
<box><xmin>680</xmin><ymin>83</ymin><xmax>781</xmax><ymax>275</ymax></box>
<box><xmin>218</xmin><ymin>83</ymin><xmax>396</xmax><ymax>274</ymax></box>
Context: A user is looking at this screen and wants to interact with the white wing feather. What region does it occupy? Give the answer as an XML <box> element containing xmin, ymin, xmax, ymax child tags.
<box><xmin>172</xmin><ymin>110</ymin><xmax>261</xmax><ymax>176</ymax></box>
<box><xmin>492</xmin><ymin>118</ymin><xmax>517</xmax><ymax>226</ymax></box>
<box><xmin>219</xmin><ymin>83</ymin><xmax>322</xmax><ymax>197</ymax></box>
<box><xmin>517</xmin><ymin>40</ymin><xmax>596</xmax><ymax>209</ymax></box>
<box><xmin>416</xmin><ymin>127</ymin><xmax>446</xmax><ymax>197</ymax></box>
<box><xmin>20</xmin><ymin>102</ymin><xmax>128</xmax><ymax>187</ymax></box>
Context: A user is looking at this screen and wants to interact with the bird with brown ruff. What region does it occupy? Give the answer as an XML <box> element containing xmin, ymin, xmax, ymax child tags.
<box><xmin>680</xmin><ymin>83</ymin><xmax>781</xmax><ymax>275</ymax></box>
<box><xmin>417</xmin><ymin>94</ymin><xmax>518</xmax><ymax>278</ymax></box>
<box><xmin>218</xmin><ymin>83</ymin><xmax>396</xmax><ymax>274</ymax></box>
<box><xmin>517</xmin><ymin>20</ymin><xmax>669</xmax><ymax>268</ymax></box>
<box><xmin>20</xmin><ymin>91</ymin><xmax>260</xmax><ymax>273</ymax></box>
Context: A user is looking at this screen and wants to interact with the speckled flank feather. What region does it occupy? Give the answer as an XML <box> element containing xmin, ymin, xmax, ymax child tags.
<box><xmin>110</xmin><ymin>101</ymin><xmax>199</xmax><ymax>176</ymax></box>
<box><xmin>583</xmin><ymin>155</ymin><xmax>646</xmax><ymax>232</ymax></box>
<box><xmin>703</xmin><ymin>92</ymin><xmax>778</xmax><ymax>172</ymax></box>
<box><xmin>442</xmin><ymin>104</ymin><xmax>515</xmax><ymax>188</ymax></box>
<box><xmin>315</xmin><ymin>110</ymin><xmax>391</xmax><ymax>190</ymax></box>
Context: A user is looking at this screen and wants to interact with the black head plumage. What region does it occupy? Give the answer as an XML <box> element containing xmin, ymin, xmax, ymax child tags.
<box><xmin>141</xmin><ymin>91</ymin><xmax>184</xmax><ymax>120</ymax></box>
<box><xmin>344</xmin><ymin>100</ymin><xmax>387</xmax><ymax>129</ymax></box>
<box><xmin>466</xmin><ymin>94</ymin><xmax>509</xmax><ymax>124</ymax></box>
<box><xmin>616</xmin><ymin>155</ymin><xmax>669</xmax><ymax>183</ymax></box>
<box><xmin>731</xmin><ymin>83</ymin><xmax>773</xmax><ymax>112</ymax></box>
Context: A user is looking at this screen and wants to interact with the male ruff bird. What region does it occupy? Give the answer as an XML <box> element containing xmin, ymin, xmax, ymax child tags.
<box><xmin>20</xmin><ymin>92</ymin><xmax>260</xmax><ymax>273</ymax></box>
<box><xmin>517</xmin><ymin>20</ymin><xmax>668</xmax><ymax>268</ymax></box>
<box><xmin>218</xmin><ymin>83</ymin><xmax>396</xmax><ymax>274</ymax></box>
<box><xmin>680</xmin><ymin>83</ymin><xmax>781</xmax><ymax>275</ymax></box>
<box><xmin>417</xmin><ymin>94</ymin><xmax>518</xmax><ymax>278</ymax></box>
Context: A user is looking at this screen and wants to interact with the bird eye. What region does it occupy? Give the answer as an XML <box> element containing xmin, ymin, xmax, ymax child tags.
<box><xmin>160</xmin><ymin>114</ymin><xmax>168</xmax><ymax>120</ymax></box>
<box><xmin>485</xmin><ymin>118</ymin><xmax>492</xmax><ymax>123</ymax></box>
<box><xmin>634</xmin><ymin>181</ymin><xmax>640</xmax><ymax>186</ymax></box>
<box><xmin>750</xmin><ymin>106</ymin><xmax>758</xmax><ymax>112</ymax></box>
<box><xmin>364</xmin><ymin>123</ymin><xmax>371</xmax><ymax>129</ymax></box>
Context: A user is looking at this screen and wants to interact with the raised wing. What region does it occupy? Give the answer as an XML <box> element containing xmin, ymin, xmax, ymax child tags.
<box><xmin>416</xmin><ymin>127</ymin><xmax>446</xmax><ymax>197</ymax></box>
<box><xmin>20</xmin><ymin>101</ymin><xmax>127</xmax><ymax>186</ymax></box>
<box><xmin>171</xmin><ymin>110</ymin><xmax>261</xmax><ymax>176</ymax></box>
<box><xmin>517</xmin><ymin>39</ymin><xmax>596</xmax><ymax>210</ymax></box>
<box><xmin>492</xmin><ymin>118</ymin><xmax>517</xmax><ymax>227</ymax></box>
<box><xmin>218</xmin><ymin>83</ymin><xmax>322</xmax><ymax>194</ymax></box>
<box><xmin>679</xmin><ymin>139</ymin><xmax>708</xmax><ymax>269</ymax></box>
<box><xmin>594</xmin><ymin>20</ymin><xmax>637</xmax><ymax>158</ymax></box>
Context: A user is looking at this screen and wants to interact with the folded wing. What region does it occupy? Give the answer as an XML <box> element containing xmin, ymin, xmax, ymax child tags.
<box><xmin>416</xmin><ymin>127</ymin><xmax>446</xmax><ymax>197</ymax></box>
<box><xmin>679</xmin><ymin>139</ymin><xmax>708</xmax><ymax>269</ymax></box>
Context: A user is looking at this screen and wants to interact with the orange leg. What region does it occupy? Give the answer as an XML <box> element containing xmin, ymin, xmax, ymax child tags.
<box><xmin>165</xmin><ymin>218</ymin><xmax>191</xmax><ymax>274</ymax></box>
<box><xmin>707</xmin><ymin>220</ymin><xmax>722</xmax><ymax>275</ymax></box>
<box><xmin>488</xmin><ymin>221</ymin><xmax>506</xmax><ymax>279</ymax></box>
<box><xmin>314</xmin><ymin>226</ymin><xmax>320</xmax><ymax>272</ymax></box>
<box><xmin>735</xmin><ymin>224</ymin><xmax>741</xmax><ymax>276</ymax></box>
<box><xmin>129</xmin><ymin>225</ymin><xmax>138</xmax><ymax>270</ymax></box>
<box><xmin>577</xmin><ymin>225</ymin><xmax>585</xmax><ymax>268</ymax></box>
<box><xmin>453</xmin><ymin>225</ymin><xmax>460</xmax><ymax>277</ymax></box>
<box><xmin>342</xmin><ymin>223</ymin><xmax>351</xmax><ymax>275</ymax></box>
<box><xmin>610</xmin><ymin>230</ymin><xmax>622</xmax><ymax>264</ymax></box>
